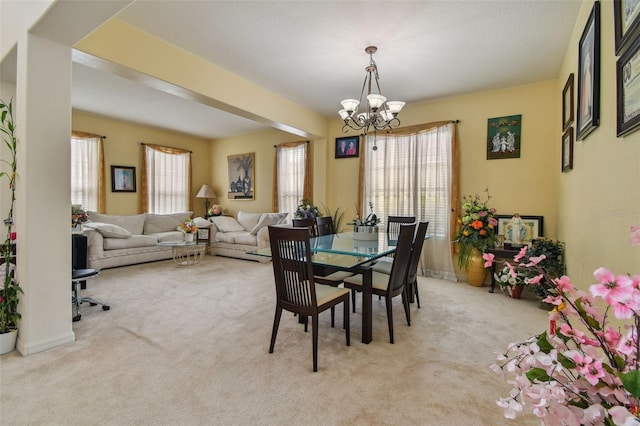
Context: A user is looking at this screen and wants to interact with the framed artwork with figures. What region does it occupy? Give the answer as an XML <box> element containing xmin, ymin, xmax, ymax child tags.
<box><xmin>496</xmin><ymin>215</ymin><xmax>544</xmax><ymax>248</ymax></box>
<box><xmin>227</xmin><ymin>153</ymin><xmax>255</xmax><ymax>200</ymax></box>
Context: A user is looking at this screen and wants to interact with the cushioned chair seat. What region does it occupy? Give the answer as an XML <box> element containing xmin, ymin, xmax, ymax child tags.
<box><xmin>343</xmin><ymin>271</ymin><xmax>394</xmax><ymax>292</ymax></box>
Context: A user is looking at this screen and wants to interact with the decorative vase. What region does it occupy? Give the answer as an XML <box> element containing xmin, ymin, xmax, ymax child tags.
<box><xmin>465</xmin><ymin>248</ymin><xmax>487</xmax><ymax>287</ymax></box>
<box><xmin>184</xmin><ymin>233</ymin><xmax>194</xmax><ymax>243</ymax></box>
<box><xmin>352</xmin><ymin>225</ymin><xmax>379</xmax><ymax>241</ymax></box>
<box><xmin>509</xmin><ymin>285</ymin><xmax>524</xmax><ymax>299</ymax></box>
<box><xmin>0</xmin><ymin>329</ymin><xmax>18</xmax><ymax>354</ymax></box>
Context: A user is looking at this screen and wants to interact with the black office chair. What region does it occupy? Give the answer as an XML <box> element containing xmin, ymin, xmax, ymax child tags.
<box><xmin>72</xmin><ymin>268</ymin><xmax>110</xmax><ymax>322</ymax></box>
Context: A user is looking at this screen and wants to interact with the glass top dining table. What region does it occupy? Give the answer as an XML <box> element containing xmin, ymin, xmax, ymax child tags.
<box><xmin>253</xmin><ymin>231</ymin><xmax>400</xmax><ymax>344</ymax></box>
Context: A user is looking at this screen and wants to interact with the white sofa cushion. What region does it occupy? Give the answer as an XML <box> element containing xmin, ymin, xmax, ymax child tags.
<box><xmin>88</xmin><ymin>211</ymin><xmax>146</xmax><ymax>235</ymax></box>
<box><xmin>84</xmin><ymin>222</ymin><xmax>132</xmax><ymax>239</ymax></box>
<box><xmin>250</xmin><ymin>212</ymin><xmax>288</xmax><ymax>235</ymax></box>
<box><xmin>210</xmin><ymin>216</ymin><xmax>245</xmax><ymax>233</ymax></box>
<box><xmin>237</xmin><ymin>211</ymin><xmax>263</xmax><ymax>232</ymax></box>
<box><xmin>193</xmin><ymin>217</ymin><xmax>212</xmax><ymax>228</ymax></box>
<box><xmin>103</xmin><ymin>234</ymin><xmax>158</xmax><ymax>250</ymax></box>
<box><xmin>144</xmin><ymin>212</ymin><xmax>193</xmax><ymax>234</ymax></box>
<box><xmin>149</xmin><ymin>231</ymin><xmax>185</xmax><ymax>243</ymax></box>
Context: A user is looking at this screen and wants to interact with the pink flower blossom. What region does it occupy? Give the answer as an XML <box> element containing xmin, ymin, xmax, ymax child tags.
<box><xmin>591</xmin><ymin>268</ymin><xmax>634</xmax><ymax>305</ymax></box>
<box><xmin>482</xmin><ymin>252</ymin><xmax>495</xmax><ymax>267</ymax></box>
<box><xmin>553</xmin><ymin>276</ymin><xmax>574</xmax><ymax>292</ymax></box>
<box><xmin>525</xmin><ymin>274</ymin><xmax>544</xmax><ymax>285</ymax></box>
<box><xmin>514</xmin><ymin>246</ymin><xmax>528</xmax><ymax>262</ymax></box>
<box><xmin>524</xmin><ymin>254</ymin><xmax>547</xmax><ymax>266</ymax></box>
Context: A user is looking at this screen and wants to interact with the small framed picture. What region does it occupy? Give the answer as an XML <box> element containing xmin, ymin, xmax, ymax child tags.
<box><xmin>562</xmin><ymin>127</ymin><xmax>574</xmax><ymax>172</ymax></box>
<box><xmin>496</xmin><ymin>215</ymin><xmax>544</xmax><ymax>248</ymax></box>
<box><xmin>617</xmin><ymin>35</ymin><xmax>640</xmax><ymax>137</ymax></box>
<box><xmin>562</xmin><ymin>73</ymin><xmax>574</xmax><ymax>131</ymax></box>
<box><xmin>576</xmin><ymin>1</ymin><xmax>601</xmax><ymax>141</ymax></box>
<box><xmin>197</xmin><ymin>228</ymin><xmax>210</xmax><ymax>243</ymax></box>
<box><xmin>111</xmin><ymin>165</ymin><xmax>136</xmax><ymax>193</ymax></box>
<box><xmin>614</xmin><ymin>0</ymin><xmax>640</xmax><ymax>55</ymax></box>
<box><xmin>335</xmin><ymin>136</ymin><xmax>359</xmax><ymax>158</ymax></box>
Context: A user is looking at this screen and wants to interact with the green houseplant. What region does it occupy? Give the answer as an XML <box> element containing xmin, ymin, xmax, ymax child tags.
<box><xmin>0</xmin><ymin>99</ymin><xmax>23</xmax><ymax>350</ymax></box>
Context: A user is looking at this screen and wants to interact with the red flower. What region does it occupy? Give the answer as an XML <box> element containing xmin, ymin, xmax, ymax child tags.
<box><xmin>479</xmin><ymin>229</ymin><xmax>487</xmax><ymax>236</ymax></box>
<box><xmin>471</xmin><ymin>220</ymin><xmax>484</xmax><ymax>230</ymax></box>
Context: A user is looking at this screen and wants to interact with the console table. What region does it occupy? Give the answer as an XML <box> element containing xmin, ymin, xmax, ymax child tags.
<box><xmin>487</xmin><ymin>247</ymin><xmax>520</xmax><ymax>293</ymax></box>
<box><xmin>158</xmin><ymin>241</ymin><xmax>206</xmax><ymax>266</ymax></box>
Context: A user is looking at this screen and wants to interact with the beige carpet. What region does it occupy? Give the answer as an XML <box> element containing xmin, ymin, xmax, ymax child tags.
<box><xmin>0</xmin><ymin>255</ymin><xmax>549</xmax><ymax>425</ymax></box>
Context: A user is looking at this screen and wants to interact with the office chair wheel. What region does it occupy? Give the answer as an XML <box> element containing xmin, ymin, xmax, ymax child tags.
<box><xmin>102</xmin><ymin>305</ymin><xmax>110</xmax><ymax>311</ymax></box>
<box><xmin>72</xmin><ymin>314</ymin><xmax>81</xmax><ymax>322</ymax></box>
<box><xmin>90</xmin><ymin>302</ymin><xmax>97</xmax><ymax>306</ymax></box>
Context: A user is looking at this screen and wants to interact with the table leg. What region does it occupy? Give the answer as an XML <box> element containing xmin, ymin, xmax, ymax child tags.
<box><xmin>489</xmin><ymin>262</ymin><xmax>497</xmax><ymax>293</ymax></box>
<box><xmin>360</xmin><ymin>266</ymin><xmax>372</xmax><ymax>344</ymax></box>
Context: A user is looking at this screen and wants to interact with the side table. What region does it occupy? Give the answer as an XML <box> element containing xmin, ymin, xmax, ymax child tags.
<box><xmin>159</xmin><ymin>241</ymin><xmax>207</xmax><ymax>266</ymax></box>
<box><xmin>487</xmin><ymin>247</ymin><xmax>520</xmax><ymax>293</ymax></box>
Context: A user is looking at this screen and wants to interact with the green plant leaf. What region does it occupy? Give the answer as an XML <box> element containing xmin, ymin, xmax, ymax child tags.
<box><xmin>621</xmin><ymin>370</ymin><xmax>640</xmax><ymax>398</ymax></box>
<box><xmin>525</xmin><ymin>367</ymin><xmax>551</xmax><ymax>383</ymax></box>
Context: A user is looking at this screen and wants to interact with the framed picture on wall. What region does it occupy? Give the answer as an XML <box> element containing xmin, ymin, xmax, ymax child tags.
<box><xmin>486</xmin><ymin>114</ymin><xmax>521</xmax><ymax>160</ymax></box>
<box><xmin>576</xmin><ymin>1</ymin><xmax>601</xmax><ymax>141</ymax></box>
<box><xmin>617</xmin><ymin>36</ymin><xmax>640</xmax><ymax>136</ymax></box>
<box><xmin>111</xmin><ymin>165</ymin><xmax>136</xmax><ymax>193</ymax></box>
<box><xmin>614</xmin><ymin>0</ymin><xmax>640</xmax><ymax>55</ymax></box>
<box><xmin>335</xmin><ymin>136</ymin><xmax>359</xmax><ymax>158</ymax></box>
<box><xmin>562</xmin><ymin>73</ymin><xmax>574</xmax><ymax>131</ymax></box>
<box><xmin>496</xmin><ymin>215</ymin><xmax>544</xmax><ymax>247</ymax></box>
<box><xmin>562</xmin><ymin>127</ymin><xmax>574</xmax><ymax>172</ymax></box>
<box><xmin>227</xmin><ymin>153</ymin><xmax>255</xmax><ymax>200</ymax></box>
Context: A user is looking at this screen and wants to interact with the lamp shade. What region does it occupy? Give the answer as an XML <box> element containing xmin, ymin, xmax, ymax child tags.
<box><xmin>196</xmin><ymin>184</ymin><xmax>217</xmax><ymax>199</ymax></box>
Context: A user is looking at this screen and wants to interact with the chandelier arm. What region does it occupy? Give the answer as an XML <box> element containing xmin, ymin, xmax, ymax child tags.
<box><xmin>342</xmin><ymin>119</ymin><xmax>365</xmax><ymax>133</ymax></box>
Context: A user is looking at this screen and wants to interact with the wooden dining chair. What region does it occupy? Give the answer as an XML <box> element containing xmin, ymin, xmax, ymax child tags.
<box><xmin>292</xmin><ymin>218</ymin><xmax>318</xmax><ymax>237</ymax></box>
<box><xmin>343</xmin><ymin>223</ymin><xmax>415</xmax><ymax>344</ymax></box>
<box><xmin>373</xmin><ymin>221</ymin><xmax>429</xmax><ymax>309</ymax></box>
<box><xmin>386</xmin><ymin>215</ymin><xmax>416</xmax><ymax>236</ymax></box>
<box><xmin>267</xmin><ymin>226</ymin><xmax>350</xmax><ymax>372</ymax></box>
<box><xmin>315</xmin><ymin>216</ymin><xmax>334</xmax><ymax>236</ymax></box>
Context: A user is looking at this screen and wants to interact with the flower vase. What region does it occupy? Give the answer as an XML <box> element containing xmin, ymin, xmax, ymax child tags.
<box><xmin>184</xmin><ymin>233</ymin><xmax>194</xmax><ymax>243</ymax></box>
<box><xmin>465</xmin><ymin>249</ymin><xmax>487</xmax><ymax>287</ymax></box>
<box><xmin>352</xmin><ymin>225</ymin><xmax>379</xmax><ymax>241</ymax></box>
<box><xmin>0</xmin><ymin>329</ymin><xmax>18</xmax><ymax>354</ymax></box>
<box><xmin>509</xmin><ymin>285</ymin><xmax>524</xmax><ymax>299</ymax></box>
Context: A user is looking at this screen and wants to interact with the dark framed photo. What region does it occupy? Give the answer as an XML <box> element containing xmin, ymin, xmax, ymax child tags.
<box><xmin>228</xmin><ymin>152</ymin><xmax>255</xmax><ymax>200</ymax></box>
<box><xmin>111</xmin><ymin>165</ymin><xmax>136</xmax><ymax>192</ymax></box>
<box><xmin>335</xmin><ymin>136</ymin><xmax>359</xmax><ymax>158</ymax></box>
<box><xmin>614</xmin><ymin>0</ymin><xmax>640</xmax><ymax>55</ymax></box>
<box><xmin>562</xmin><ymin>73</ymin><xmax>574</xmax><ymax>131</ymax></box>
<box><xmin>617</xmin><ymin>35</ymin><xmax>640</xmax><ymax>136</ymax></box>
<box><xmin>197</xmin><ymin>228</ymin><xmax>210</xmax><ymax>243</ymax></box>
<box><xmin>486</xmin><ymin>114</ymin><xmax>521</xmax><ymax>160</ymax></box>
<box><xmin>576</xmin><ymin>1</ymin><xmax>601</xmax><ymax>141</ymax></box>
<box><xmin>496</xmin><ymin>215</ymin><xmax>544</xmax><ymax>247</ymax></box>
<box><xmin>562</xmin><ymin>127</ymin><xmax>574</xmax><ymax>172</ymax></box>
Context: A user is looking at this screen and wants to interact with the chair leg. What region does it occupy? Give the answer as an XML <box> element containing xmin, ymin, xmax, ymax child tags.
<box><xmin>344</xmin><ymin>298</ymin><xmax>350</xmax><ymax>345</ymax></box>
<box><xmin>312</xmin><ymin>315</ymin><xmax>319</xmax><ymax>372</ymax></box>
<box><xmin>402</xmin><ymin>290</ymin><xmax>411</xmax><ymax>326</ymax></box>
<box><xmin>72</xmin><ymin>281</ymin><xmax>82</xmax><ymax>322</ymax></box>
<box><xmin>331</xmin><ymin>306</ymin><xmax>335</xmax><ymax>328</ymax></box>
<box><xmin>351</xmin><ymin>290</ymin><xmax>356</xmax><ymax>313</ymax></box>
<box><xmin>386</xmin><ymin>297</ymin><xmax>395</xmax><ymax>344</ymax></box>
<box><xmin>414</xmin><ymin>279</ymin><xmax>421</xmax><ymax>308</ymax></box>
<box><xmin>269</xmin><ymin>306</ymin><xmax>282</xmax><ymax>353</ymax></box>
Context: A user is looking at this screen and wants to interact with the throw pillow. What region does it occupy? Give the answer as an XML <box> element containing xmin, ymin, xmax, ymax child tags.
<box><xmin>237</xmin><ymin>211</ymin><xmax>263</xmax><ymax>232</ymax></box>
<box><xmin>210</xmin><ymin>216</ymin><xmax>245</xmax><ymax>233</ymax></box>
<box><xmin>193</xmin><ymin>217</ymin><xmax>212</xmax><ymax>228</ymax></box>
<box><xmin>144</xmin><ymin>211</ymin><xmax>193</xmax><ymax>234</ymax></box>
<box><xmin>250</xmin><ymin>212</ymin><xmax>289</xmax><ymax>235</ymax></box>
<box><xmin>84</xmin><ymin>222</ymin><xmax>132</xmax><ymax>239</ymax></box>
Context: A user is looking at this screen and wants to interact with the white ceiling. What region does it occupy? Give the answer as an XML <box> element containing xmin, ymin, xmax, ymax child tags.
<box><xmin>71</xmin><ymin>0</ymin><xmax>582</xmax><ymax>139</ymax></box>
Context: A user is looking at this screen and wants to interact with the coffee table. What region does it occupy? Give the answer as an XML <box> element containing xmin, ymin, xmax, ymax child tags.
<box><xmin>158</xmin><ymin>241</ymin><xmax>206</xmax><ymax>266</ymax></box>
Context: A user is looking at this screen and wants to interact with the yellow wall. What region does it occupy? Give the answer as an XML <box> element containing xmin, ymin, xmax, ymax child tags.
<box><xmin>72</xmin><ymin>111</ymin><xmax>211</xmax><ymax>216</ymax></box>
<box><xmin>556</xmin><ymin>0</ymin><xmax>640</xmax><ymax>287</ymax></box>
<box><xmin>326</xmin><ymin>80</ymin><xmax>559</xmax><ymax>237</ymax></box>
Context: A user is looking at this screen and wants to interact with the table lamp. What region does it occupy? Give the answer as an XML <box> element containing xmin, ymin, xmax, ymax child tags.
<box><xmin>196</xmin><ymin>184</ymin><xmax>217</xmax><ymax>217</ymax></box>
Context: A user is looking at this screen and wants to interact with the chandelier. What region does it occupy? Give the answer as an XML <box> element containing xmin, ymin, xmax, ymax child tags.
<box><xmin>338</xmin><ymin>46</ymin><xmax>405</xmax><ymax>134</ymax></box>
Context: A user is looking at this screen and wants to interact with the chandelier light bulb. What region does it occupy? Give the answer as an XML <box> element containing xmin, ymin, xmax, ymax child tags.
<box><xmin>340</xmin><ymin>99</ymin><xmax>359</xmax><ymax>114</ymax></box>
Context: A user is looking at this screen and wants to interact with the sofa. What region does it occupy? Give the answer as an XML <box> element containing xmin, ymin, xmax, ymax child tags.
<box><xmin>84</xmin><ymin>211</ymin><xmax>193</xmax><ymax>270</ymax></box>
<box><xmin>207</xmin><ymin>211</ymin><xmax>288</xmax><ymax>263</ymax></box>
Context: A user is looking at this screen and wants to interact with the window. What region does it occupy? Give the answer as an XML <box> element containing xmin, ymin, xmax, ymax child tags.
<box><xmin>275</xmin><ymin>141</ymin><xmax>310</xmax><ymax>218</ymax></box>
<box><xmin>362</xmin><ymin>122</ymin><xmax>456</xmax><ymax>280</ymax></box>
<box><xmin>143</xmin><ymin>144</ymin><xmax>191</xmax><ymax>214</ymax></box>
<box><xmin>70</xmin><ymin>133</ymin><xmax>103</xmax><ymax>211</ymax></box>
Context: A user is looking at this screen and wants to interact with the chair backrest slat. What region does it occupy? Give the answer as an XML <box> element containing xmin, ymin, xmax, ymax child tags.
<box><xmin>315</xmin><ymin>216</ymin><xmax>334</xmax><ymax>236</ymax></box>
<box><xmin>292</xmin><ymin>218</ymin><xmax>318</xmax><ymax>237</ymax></box>
<box><xmin>386</xmin><ymin>216</ymin><xmax>416</xmax><ymax>236</ymax></box>
<box><xmin>407</xmin><ymin>222</ymin><xmax>429</xmax><ymax>283</ymax></box>
<box><xmin>269</xmin><ymin>226</ymin><xmax>316</xmax><ymax>309</ymax></box>
<box><xmin>387</xmin><ymin>223</ymin><xmax>416</xmax><ymax>295</ymax></box>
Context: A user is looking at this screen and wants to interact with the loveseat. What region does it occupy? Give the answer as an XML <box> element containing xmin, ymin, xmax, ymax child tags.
<box><xmin>207</xmin><ymin>211</ymin><xmax>288</xmax><ymax>263</ymax></box>
<box><xmin>84</xmin><ymin>211</ymin><xmax>192</xmax><ymax>270</ymax></box>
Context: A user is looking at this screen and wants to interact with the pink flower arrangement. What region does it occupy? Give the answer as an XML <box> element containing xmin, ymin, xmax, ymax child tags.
<box><xmin>207</xmin><ymin>204</ymin><xmax>224</xmax><ymax>217</ymax></box>
<box><xmin>177</xmin><ymin>218</ymin><xmax>198</xmax><ymax>234</ymax></box>
<box><xmin>490</xmin><ymin>226</ymin><xmax>640</xmax><ymax>425</ymax></box>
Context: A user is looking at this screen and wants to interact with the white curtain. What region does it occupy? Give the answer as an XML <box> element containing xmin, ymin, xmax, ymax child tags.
<box><xmin>363</xmin><ymin>123</ymin><xmax>456</xmax><ymax>281</ymax></box>
<box><xmin>145</xmin><ymin>146</ymin><xmax>190</xmax><ymax>214</ymax></box>
<box><xmin>70</xmin><ymin>135</ymin><xmax>100</xmax><ymax>211</ymax></box>
<box><xmin>276</xmin><ymin>143</ymin><xmax>307</xmax><ymax>220</ymax></box>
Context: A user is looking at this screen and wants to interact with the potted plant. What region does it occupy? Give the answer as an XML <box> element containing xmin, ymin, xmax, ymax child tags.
<box><xmin>453</xmin><ymin>189</ymin><xmax>498</xmax><ymax>286</ymax></box>
<box><xmin>0</xmin><ymin>98</ymin><xmax>22</xmax><ymax>354</ymax></box>
<box><xmin>71</xmin><ymin>205</ymin><xmax>89</xmax><ymax>231</ymax></box>
<box><xmin>494</xmin><ymin>265</ymin><xmax>527</xmax><ymax>298</ymax></box>
<box><xmin>177</xmin><ymin>218</ymin><xmax>198</xmax><ymax>243</ymax></box>
<box><xmin>207</xmin><ymin>204</ymin><xmax>225</xmax><ymax>217</ymax></box>
<box><xmin>294</xmin><ymin>199</ymin><xmax>321</xmax><ymax>219</ymax></box>
<box><xmin>348</xmin><ymin>202</ymin><xmax>381</xmax><ymax>241</ymax></box>
<box><xmin>489</xmin><ymin>227</ymin><xmax>640</xmax><ymax>424</ymax></box>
